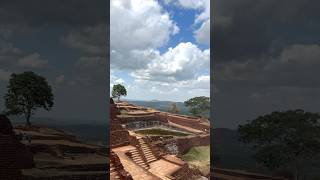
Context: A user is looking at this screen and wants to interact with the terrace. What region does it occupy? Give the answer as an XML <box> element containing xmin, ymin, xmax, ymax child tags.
<box><xmin>110</xmin><ymin>100</ymin><xmax>210</xmax><ymax>179</ymax></box>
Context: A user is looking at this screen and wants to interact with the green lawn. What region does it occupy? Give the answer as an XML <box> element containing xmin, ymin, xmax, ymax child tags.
<box><xmin>135</xmin><ymin>128</ymin><xmax>190</xmax><ymax>136</ymax></box>
<box><xmin>182</xmin><ymin>146</ymin><xmax>210</xmax><ymax>175</ymax></box>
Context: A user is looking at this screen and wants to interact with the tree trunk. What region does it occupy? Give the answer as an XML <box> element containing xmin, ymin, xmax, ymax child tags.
<box><xmin>117</xmin><ymin>96</ymin><xmax>120</xmax><ymax>102</ymax></box>
<box><xmin>25</xmin><ymin>110</ymin><xmax>31</xmax><ymax>126</ymax></box>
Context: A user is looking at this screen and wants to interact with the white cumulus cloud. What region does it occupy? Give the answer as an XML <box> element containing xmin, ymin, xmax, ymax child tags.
<box><xmin>111</xmin><ymin>0</ymin><xmax>179</xmax><ymax>70</ymax></box>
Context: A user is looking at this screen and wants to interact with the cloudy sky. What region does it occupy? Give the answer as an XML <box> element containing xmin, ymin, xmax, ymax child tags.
<box><xmin>0</xmin><ymin>0</ymin><xmax>108</xmax><ymax>123</ymax></box>
<box><xmin>110</xmin><ymin>0</ymin><xmax>210</xmax><ymax>102</ymax></box>
<box><xmin>213</xmin><ymin>0</ymin><xmax>320</xmax><ymax>128</ymax></box>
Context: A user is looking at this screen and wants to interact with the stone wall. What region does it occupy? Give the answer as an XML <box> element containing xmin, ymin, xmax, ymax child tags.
<box><xmin>110</xmin><ymin>130</ymin><xmax>130</xmax><ymax>148</ymax></box>
<box><xmin>153</xmin><ymin>135</ymin><xmax>210</xmax><ymax>155</ymax></box>
<box><xmin>110</xmin><ymin>98</ymin><xmax>130</xmax><ymax>148</ymax></box>
<box><xmin>155</xmin><ymin>112</ymin><xmax>169</xmax><ymax>123</ymax></box>
<box><xmin>167</xmin><ymin>114</ymin><xmax>210</xmax><ymax>132</ymax></box>
<box><xmin>110</xmin><ymin>150</ymin><xmax>133</xmax><ymax>180</ymax></box>
<box><xmin>124</xmin><ymin>120</ymin><xmax>162</xmax><ymax>129</ymax></box>
<box><xmin>174</xmin><ymin>134</ymin><xmax>210</xmax><ymax>154</ymax></box>
<box><xmin>118</xmin><ymin>114</ymin><xmax>159</xmax><ymax>124</ymax></box>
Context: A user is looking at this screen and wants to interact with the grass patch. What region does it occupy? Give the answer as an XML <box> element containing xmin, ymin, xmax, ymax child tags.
<box><xmin>182</xmin><ymin>146</ymin><xmax>210</xmax><ymax>175</ymax></box>
<box><xmin>182</xmin><ymin>146</ymin><xmax>210</xmax><ymax>161</ymax></box>
<box><xmin>135</xmin><ymin>128</ymin><xmax>190</xmax><ymax>136</ymax></box>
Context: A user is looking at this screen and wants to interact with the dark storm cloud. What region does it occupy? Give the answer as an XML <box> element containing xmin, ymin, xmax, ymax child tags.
<box><xmin>0</xmin><ymin>1</ymin><xmax>108</xmax><ymax>121</ymax></box>
<box><xmin>0</xmin><ymin>0</ymin><xmax>107</xmax><ymax>27</ymax></box>
<box><xmin>213</xmin><ymin>0</ymin><xmax>320</xmax><ymax>128</ymax></box>
<box><xmin>214</xmin><ymin>0</ymin><xmax>320</xmax><ymax>62</ymax></box>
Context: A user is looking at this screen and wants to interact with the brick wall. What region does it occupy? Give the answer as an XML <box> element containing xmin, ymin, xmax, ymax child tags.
<box><xmin>167</xmin><ymin>114</ymin><xmax>210</xmax><ymax>132</ymax></box>
<box><xmin>158</xmin><ymin>135</ymin><xmax>210</xmax><ymax>155</ymax></box>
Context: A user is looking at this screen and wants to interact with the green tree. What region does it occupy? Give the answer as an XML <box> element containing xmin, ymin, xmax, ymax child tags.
<box><xmin>168</xmin><ymin>102</ymin><xmax>180</xmax><ymax>114</ymax></box>
<box><xmin>112</xmin><ymin>84</ymin><xmax>127</xmax><ymax>102</ymax></box>
<box><xmin>238</xmin><ymin>109</ymin><xmax>320</xmax><ymax>180</ymax></box>
<box><xmin>4</xmin><ymin>71</ymin><xmax>54</xmax><ymax>126</ymax></box>
<box><xmin>184</xmin><ymin>96</ymin><xmax>210</xmax><ymax>118</ymax></box>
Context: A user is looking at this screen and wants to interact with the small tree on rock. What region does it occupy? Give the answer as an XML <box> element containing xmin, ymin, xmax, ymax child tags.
<box><xmin>4</xmin><ymin>71</ymin><xmax>54</xmax><ymax>126</ymax></box>
<box><xmin>168</xmin><ymin>102</ymin><xmax>180</xmax><ymax>114</ymax></box>
<box><xmin>112</xmin><ymin>84</ymin><xmax>127</xmax><ymax>102</ymax></box>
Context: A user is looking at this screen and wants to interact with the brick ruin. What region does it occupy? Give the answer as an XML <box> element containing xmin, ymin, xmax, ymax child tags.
<box><xmin>1</xmin><ymin>114</ymin><xmax>108</xmax><ymax>179</ymax></box>
<box><xmin>109</xmin><ymin>99</ymin><xmax>210</xmax><ymax>180</ymax></box>
<box><xmin>0</xmin><ymin>115</ymin><xmax>34</xmax><ymax>179</ymax></box>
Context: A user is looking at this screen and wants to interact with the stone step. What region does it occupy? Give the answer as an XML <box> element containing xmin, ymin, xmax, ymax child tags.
<box><xmin>136</xmin><ymin>162</ymin><xmax>144</xmax><ymax>166</ymax></box>
<box><xmin>131</xmin><ymin>152</ymin><xmax>139</xmax><ymax>155</ymax></box>
<box><xmin>141</xmin><ymin>148</ymin><xmax>151</xmax><ymax>151</ymax></box>
<box><xmin>143</xmin><ymin>152</ymin><xmax>154</xmax><ymax>156</ymax></box>
<box><xmin>143</xmin><ymin>151</ymin><xmax>153</xmax><ymax>155</ymax></box>
<box><xmin>146</xmin><ymin>157</ymin><xmax>156</xmax><ymax>161</ymax></box>
<box><xmin>134</xmin><ymin>160</ymin><xmax>144</xmax><ymax>164</ymax></box>
<box><xmin>132</xmin><ymin>153</ymin><xmax>141</xmax><ymax>157</ymax></box>
<box><xmin>143</xmin><ymin>152</ymin><xmax>152</xmax><ymax>156</ymax></box>
<box><xmin>146</xmin><ymin>155</ymin><xmax>156</xmax><ymax>158</ymax></box>
<box><xmin>132</xmin><ymin>155</ymin><xmax>142</xmax><ymax>159</ymax></box>
<box><xmin>133</xmin><ymin>158</ymin><xmax>143</xmax><ymax>162</ymax></box>
<box><xmin>147</xmin><ymin>157</ymin><xmax>157</xmax><ymax>161</ymax></box>
<box><xmin>145</xmin><ymin>154</ymin><xmax>155</xmax><ymax>158</ymax></box>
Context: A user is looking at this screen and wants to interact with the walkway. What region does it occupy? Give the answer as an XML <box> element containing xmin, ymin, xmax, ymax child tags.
<box><xmin>112</xmin><ymin>146</ymin><xmax>160</xmax><ymax>180</ymax></box>
<box><xmin>168</xmin><ymin>121</ymin><xmax>203</xmax><ymax>134</ymax></box>
<box><xmin>148</xmin><ymin>158</ymin><xmax>182</xmax><ymax>180</ymax></box>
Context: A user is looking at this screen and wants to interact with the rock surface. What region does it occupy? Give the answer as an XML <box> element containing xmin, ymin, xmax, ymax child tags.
<box><xmin>0</xmin><ymin>114</ymin><xmax>34</xmax><ymax>178</ymax></box>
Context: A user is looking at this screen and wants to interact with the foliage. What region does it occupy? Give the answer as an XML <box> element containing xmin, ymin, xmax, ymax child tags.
<box><xmin>238</xmin><ymin>109</ymin><xmax>320</xmax><ymax>180</ymax></box>
<box><xmin>4</xmin><ymin>71</ymin><xmax>54</xmax><ymax>126</ymax></box>
<box><xmin>182</xmin><ymin>146</ymin><xmax>210</xmax><ymax>161</ymax></box>
<box><xmin>112</xmin><ymin>84</ymin><xmax>127</xmax><ymax>101</ymax></box>
<box><xmin>168</xmin><ymin>102</ymin><xmax>180</xmax><ymax>114</ymax></box>
<box><xmin>184</xmin><ymin>96</ymin><xmax>210</xmax><ymax>118</ymax></box>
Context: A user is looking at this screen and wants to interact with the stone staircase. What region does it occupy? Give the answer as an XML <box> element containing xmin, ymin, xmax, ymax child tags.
<box><xmin>129</xmin><ymin>148</ymin><xmax>149</xmax><ymax>170</ymax></box>
<box><xmin>110</xmin><ymin>162</ymin><xmax>121</xmax><ymax>180</ymax></box>
<box><xmin>138</xmin><ymin>138</ymin><xmax>157</xmax><ymax>163</ymax></box>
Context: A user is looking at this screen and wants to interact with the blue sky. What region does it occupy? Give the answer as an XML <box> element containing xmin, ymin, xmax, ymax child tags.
<box><xmin>111</xmin><ymin>0</ymin><xmax>210</xmax><ymax>102</ymax></box>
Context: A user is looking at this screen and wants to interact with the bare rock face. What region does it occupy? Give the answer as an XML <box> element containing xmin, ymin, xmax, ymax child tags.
<box><xmin>0</xmin><ymin>115</ymin><xmax>34</xmax><ymax>178</ymax></box>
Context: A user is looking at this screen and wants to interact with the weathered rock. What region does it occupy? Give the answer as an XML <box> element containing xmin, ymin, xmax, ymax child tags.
<box><xmin>0</xmin><ymin>115</ymin><xmax>34</xmax><ymax>178</ymax></box>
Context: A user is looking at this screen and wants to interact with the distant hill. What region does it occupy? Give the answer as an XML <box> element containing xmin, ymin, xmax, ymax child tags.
<box><xmin>127</xmin><ymin>100</ymin><xmax>192</xmax><ymax>116</ymax></box>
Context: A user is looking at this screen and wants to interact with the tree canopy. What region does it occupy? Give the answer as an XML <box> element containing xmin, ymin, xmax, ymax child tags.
<box><xmin>184</xmin><ymin>96</ymin><xmax>210</xmax><ymax>118</ymax></box>
<box><xmin>112</xmin><ymin>84</ymin><xmax>127</xmax><ymax>101</ymax></box>
<box><xmin>4</xmin><ymin>71</ymin><xmax>54</xmax><ymax>126</ymax></box>
<box><xmin>238</xmin><ymin>109</ymin><xmax>320</xmax><ymax>180</ymax></box>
